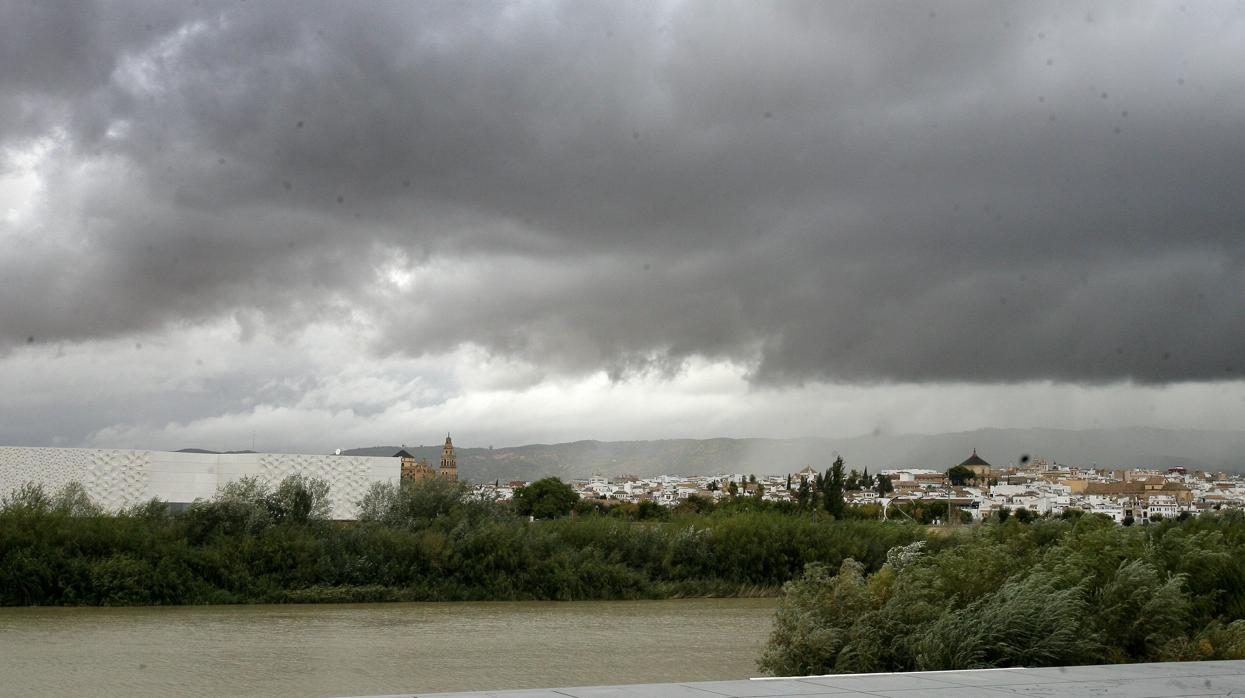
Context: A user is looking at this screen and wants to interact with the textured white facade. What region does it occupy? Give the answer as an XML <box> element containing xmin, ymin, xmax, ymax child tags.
<box><xmin>0</xmin><ymin>447</ymin><xmax>400</xmax><ymax>519</ymax></box>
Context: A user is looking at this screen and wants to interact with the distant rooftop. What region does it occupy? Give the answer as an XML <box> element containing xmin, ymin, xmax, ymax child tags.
<box><xmin>342</xmin><ymin>660</ymin><xmax>1245</xmax><ymax>698</ymax></box>
<box><xmin>960</xmin><ymin>448</ymin><xmax>991</xmax><ymax>467</ymax></box>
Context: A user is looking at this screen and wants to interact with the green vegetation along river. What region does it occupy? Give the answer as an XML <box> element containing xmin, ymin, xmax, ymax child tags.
<box><xmin>0</xmin><ymin>598</ymin><xmax>777</xmax><ymax>698</ymax></box>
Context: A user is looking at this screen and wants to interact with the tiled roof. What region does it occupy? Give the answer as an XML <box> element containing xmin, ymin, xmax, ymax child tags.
<box><xmin>959</xmin><ymin>449</ymin><xmax>991</xmax><ymax>467</ymax></box>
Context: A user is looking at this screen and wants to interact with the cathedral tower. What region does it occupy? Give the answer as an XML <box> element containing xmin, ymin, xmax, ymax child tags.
<box><xmin>439</xmin><ymin>434</ymin><xmax>458</xmax><ymax>481</ymax></box>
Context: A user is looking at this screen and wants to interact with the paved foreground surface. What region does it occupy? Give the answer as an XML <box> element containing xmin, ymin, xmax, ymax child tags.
<box><xmin>345</xmin><ymin>660</ymin><xmax>1245</xmax><ymax>698</ymax></box>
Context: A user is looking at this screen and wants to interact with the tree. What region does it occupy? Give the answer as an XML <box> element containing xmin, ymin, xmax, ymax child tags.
<box><xmin>216</xmin><ymin>475</ymin><xmax>271</xmax><ymax>504</ymax></box>
<box><xmin>1</xmin><ymin>481</ymin><xmax>53</xmax><ymax>512</ymax></box>
<box><xmin>846</xmin><ymin>469</ymin><xmax>860</xmax><ymax>491</ymax></box>
<box><xmin>676</xmin><ymin>494</ymin><xmax>715</xmax><ymax>515</ymax></box>
<box><xmin>356</xmin><ymin>481</ymin><xmax>399</xmax><ymax>524</ymax></box>
<box><xmin>268</xmin><ymin>474</ymin><xmax>332</xmax><ymax>524</ymax></box>
<box><xmin>573</xmin><ymin>497</ymin><xmax>610</xmax><ymax>516</ymax></box>
<box><xmin>947</xmin><ymin>465</ymin><xmax>975</xmax><ymax>486</ymax></box>
<box><xmin>728</xmin><ymin>481</ymin><xmax>739</xmax><ymax>497</ymax></box>
<box><xmin>634</xmin><ymin>499</ymin><xmax>669</xmax><ymax>520</ymax></box>
<box><xmin>826</xmin><ymin>456</ymin><xmax>845</xmax><ymax>519</ymax></box>
<box><xmin>53</xmin><ymin>481</ymin><xmax>102</xmax><ymax>517</ymax></box>
<box><xmin>204</xmin><ymin>475</ymin><xmax>276</xmax><ymax>534</ymax></box>
<box><xmin>875</xmin><ymin>474</ymin><xmax>894</xmax><ymax>496</ymax></box>
<box><xmin>356</xmin><ymin>477</ymin><xmax>470</xmax><ymax>527</ymax></box>
<box><xmin>512</xmin><ymin>477</ymin><xmax>579</xmax><ymax>519</ymax></box>
<box><xmin>797</xmin><ymin>477</ymin><xmax>812</xmax><ymax>511</ymax></box>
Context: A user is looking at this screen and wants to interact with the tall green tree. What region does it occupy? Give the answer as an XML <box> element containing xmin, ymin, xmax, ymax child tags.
<box><xmin>846</xmin><ymin>469</ymin><xmax>860</xmax><ymax>491</ymax></box>
<box><xmin>826</xmin><ymin>456</ymin><xmax>846</xmax><ymax>519</ymax></box>
<box><xmin>513</xmin><ymin>477</ymin><xmax>579</xmax><ymax>519</ymax></box>
<box><xmin>875</xmin><ymin>474</ymin><xmax>894</xmax><ymax>496</ymax></box>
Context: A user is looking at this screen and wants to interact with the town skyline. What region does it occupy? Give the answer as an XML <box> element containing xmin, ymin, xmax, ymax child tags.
<box><xmin>10</xmin><ymin>424</ymin><xmax>1245</xmax><ymax>481</ymax></box>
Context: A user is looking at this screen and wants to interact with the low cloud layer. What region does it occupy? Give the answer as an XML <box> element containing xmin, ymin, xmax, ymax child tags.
<box><xmin>4</xmin><ymin>320</ymin><xmax>1243</xmax><ymax>453</ymax></box>
<box><xmin>2</xmin><ymin>2</ymin><xmax>1244</xmax><ymax>448</ymax></box>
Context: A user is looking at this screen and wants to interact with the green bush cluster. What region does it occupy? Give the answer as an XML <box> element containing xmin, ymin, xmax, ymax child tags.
<box><xmin>760</xmin><ymin>513</ymin><xmax>1245</xmax><ymax>674</ymax></box>
<box><xmin>0</xmin><ymin>478</ymin><xmax>922</xmax><ymax>606</ymax></box>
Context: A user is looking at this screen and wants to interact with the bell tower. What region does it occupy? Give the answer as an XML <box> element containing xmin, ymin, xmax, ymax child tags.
<box><xmin>439</xmin><ymin>434</ymin><xmax>458</xmax><ymax>481</ymax></box>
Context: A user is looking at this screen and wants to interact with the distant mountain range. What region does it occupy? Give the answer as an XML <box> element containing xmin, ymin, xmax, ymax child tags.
<box><xmin>335</xmin><ymin>427</ymin><xmax>1245</xmax><ymax>482</ymax></box>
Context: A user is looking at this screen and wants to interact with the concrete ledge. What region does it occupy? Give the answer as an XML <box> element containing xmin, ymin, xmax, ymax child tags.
<box><xmin>341</xmin><ymin>660</ymin><xmax>1245</xmax><ymax>698</ymax></box>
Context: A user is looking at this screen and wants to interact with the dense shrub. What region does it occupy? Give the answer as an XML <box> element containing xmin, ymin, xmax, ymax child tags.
<box><xmin>0</xmin><ymin>479</ymin><xmax>922</xmax><ymax>606</ymax></box>
<box><xmin>760</xmin><ymin>514</ymin><xmax>1245</xmax><ymax>673</ymax></box>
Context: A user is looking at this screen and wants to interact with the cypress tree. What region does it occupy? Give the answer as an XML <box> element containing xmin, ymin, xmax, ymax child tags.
<box><xmin>826</xmin><ymin>456</ymin><xmax>846</xmax><ymax>518</ymax></box>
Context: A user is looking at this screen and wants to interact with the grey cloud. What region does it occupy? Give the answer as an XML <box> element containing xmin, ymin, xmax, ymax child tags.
<box><xmin>2</xmin><ymin>0</ymin><xmax>1244</xmax><ymax>384</ymax></box>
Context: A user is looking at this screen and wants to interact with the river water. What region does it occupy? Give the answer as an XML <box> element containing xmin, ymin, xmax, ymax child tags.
<box><xmin>0</xmin><ymin>598</ymin><xmax>777</xmax><ymax>697</ymax></box>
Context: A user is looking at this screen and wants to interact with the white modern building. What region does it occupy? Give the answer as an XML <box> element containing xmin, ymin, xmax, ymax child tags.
<box><xmin>0</xmin><ymin>446</ymin><xmax>401</xmax><ymax>519</ymax></box>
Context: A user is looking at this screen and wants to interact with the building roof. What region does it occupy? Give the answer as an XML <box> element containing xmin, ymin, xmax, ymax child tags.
<box><xmin>393</xmin><ymin>449</ymin><xmax>415</xmax><ymax>459</ymax></box>
<box><xmin>1086</xmin><ymin>481</ymin><xmax>1146</xmax><ymax>495</ymax></box>
<box><xmin>959</xmin><ymin>449</ymin><xmax>991</xmax><ymax>467</ymax></box>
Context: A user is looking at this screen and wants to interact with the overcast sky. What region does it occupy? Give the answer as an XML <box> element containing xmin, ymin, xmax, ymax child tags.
<box><xmin>2</xmin><ymin>1</ymin><xmax>1244</xmax><ymax>453</ymax></box>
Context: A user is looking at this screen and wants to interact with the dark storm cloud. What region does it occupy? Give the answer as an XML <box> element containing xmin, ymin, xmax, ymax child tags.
<box><xmin>2</xmin><ymin>0</ymin><xmax>1244</xmax><ymax>383</ymax></box>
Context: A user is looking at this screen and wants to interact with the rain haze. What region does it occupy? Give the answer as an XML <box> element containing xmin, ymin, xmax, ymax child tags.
<box><xmin>2</xmin><ymin>1</ymin><xmax>1244</xmax><ymax>454</ymax></box>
